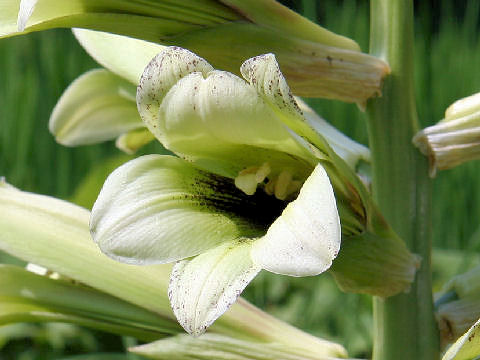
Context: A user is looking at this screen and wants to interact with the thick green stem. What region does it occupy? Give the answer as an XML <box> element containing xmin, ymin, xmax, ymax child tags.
<box><xmin>367</xmin><ymin>1</ymin><xmax>439</xmax><ymax>359</ymax></box>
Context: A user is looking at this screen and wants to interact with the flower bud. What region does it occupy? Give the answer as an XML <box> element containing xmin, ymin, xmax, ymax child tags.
<box><xmin>413</xmin><ymin>92</ymin><xmax>480</xmax><ymax>177</ymax></box>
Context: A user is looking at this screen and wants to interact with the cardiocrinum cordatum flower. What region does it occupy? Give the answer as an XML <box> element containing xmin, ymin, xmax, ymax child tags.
<box><xmin>89</xmin><ymin>47</ymin><xmax>401</xmax><ymax>335</ymax></box>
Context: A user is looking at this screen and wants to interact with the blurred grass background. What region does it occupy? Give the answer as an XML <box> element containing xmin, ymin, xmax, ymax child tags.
<box><xmin>1</xmin><ymin>0</ymin><xmax>480</xmax><ymax>358</ymax></box>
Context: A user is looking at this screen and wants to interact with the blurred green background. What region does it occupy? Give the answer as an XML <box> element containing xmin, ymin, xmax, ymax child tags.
<box><xmin>1</xmin><ymin>0</ymin><xmax>480</xmax><ymax>359</ymax></box>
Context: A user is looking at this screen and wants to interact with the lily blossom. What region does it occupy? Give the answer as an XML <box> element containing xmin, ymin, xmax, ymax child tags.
<box><xmin>90</xmin><ymin>47</ymin><xmax>343</xmax><ymax>335</ymax></box>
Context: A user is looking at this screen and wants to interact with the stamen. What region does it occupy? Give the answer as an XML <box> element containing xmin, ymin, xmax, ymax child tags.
<box><xmin>286</xmin><ymin>180</ymin><xmax>302</xmax><ymax>197</ymax></box>
<box><xmin>255</xmin><ymin>162</ymin><xmax>271</xmax><ymax>183</ymax></box>
<box><xmin>235</xmin><ymin>172</ymin><xmax>258</xmax><ymax>195</ymax></box>
<box><xmin>235</xmin><ymin>163</ymin><xmax>271</xmax><ymax>195</ymax></box>
<box><xmin>235</xmin><ymin>163</ymin><xmax>302</xmax><ymax>200</ymax></box>
<box><xmin>265</xmin><ymin>178</ymin><xmax>276</xmax><ymax>195</ymax></box>
<box><xmin>274</xmin><ymin>170</ymin><xmax>293</xmax><ymax>200</ymax></box>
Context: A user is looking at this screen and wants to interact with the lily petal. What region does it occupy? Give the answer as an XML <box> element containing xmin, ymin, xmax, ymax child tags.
<box><xmin>91</xmin><ymin>155</ymin><xmax>283</xmax><ymax>265</ymax></box>
<box><xmin>49</xmin><ymin>69</ymin><xmax>142</xmax><ymax>146</ymax></box>
<box><xmin>240</xmin><ymin>53</ymin><xmax>328</xmax><ymax>152</ymax></box>
<box><xmin>73</xmin><ymin>29</ymin><xmax>165</xmax><ymax>85</ymax></box>
<box><xmin>137</xmin><ymin>47</ymin><xmax>314</xmax><ymax>178</ymax></box>
<box><xmin>442</xmin><ymin>318</ymin><xmax>480</xmax><ymax>360</ymax></box>
<box><xmin>251</xmin><ymin>164</ymin><xmax>341</xmax><ymax>276</ymax></box>
<box><xmin>169</xmin><ymin>240</ymin><xmax>260</xmax><ymax>336</ymax></box>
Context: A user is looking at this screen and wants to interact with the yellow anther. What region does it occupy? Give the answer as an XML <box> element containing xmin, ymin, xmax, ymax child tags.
<box><xmin>255</xmin><ymin>162</ymin><xmax>271</xmax><ymax>183</ymax></box>
<box><xmin>235</xmin><ymin>173</ymin><xmax>258</xmax><ymax>195</ymax></box>
<box><xmin>264</xmin><ymin>178</ymin><xmax>276</xmax><ymax>195</ymax></box>
<box><xmin>286</xmin><ymin>180</ymin><xmax>302</xmax><ymax>198</ymax></box>
<box><xmin>235</xmin><ymin>163</ymin><xmax>271</xmax><ymax>195</ymax></box>
<box><xmin>274</xmin><ymin>170</ymin><xmax>293</xmax><ymax>200</ymax></box>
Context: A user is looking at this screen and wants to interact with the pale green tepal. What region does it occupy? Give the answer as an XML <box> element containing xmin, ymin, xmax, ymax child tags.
<box><xmin>48</xmin><ymin>30</ymin><xmax>164</xmax><ymax>151</ymax></box>
<box><xmin>49</xmin><ymin>69</ymin><xmax>141</xmax><ymax>147</ymax></box>
<box><xmin>90</xmin><ymin>47</ymin><xmax>343</xmax><ymax>336</ymax></box>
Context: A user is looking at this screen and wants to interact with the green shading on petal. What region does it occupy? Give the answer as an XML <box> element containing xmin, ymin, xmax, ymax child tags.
<box><xmin>91</xmin><ymin>155</ymin><xmax>283</xmax><ymax>265</ymax></box>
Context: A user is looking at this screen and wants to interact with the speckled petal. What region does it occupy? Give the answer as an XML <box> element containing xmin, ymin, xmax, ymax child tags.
<box><xmin>251</xmin><ymin>164</ymin><xmax>341</xmax><ymax>276</ymax></box>
<box><xmin>240</xmin><ymin>53</ymin><xmax>332</xmax><ymax>155</ymax></box>
<box><xmin>137</xmin><ymin>47</ymin><xmax>314</xmax><ymax>179</ymax></box>
<box><xmin>169</xmin><ymin>240</ymin><xmax>260</xmax><ymax>336</ymax></box>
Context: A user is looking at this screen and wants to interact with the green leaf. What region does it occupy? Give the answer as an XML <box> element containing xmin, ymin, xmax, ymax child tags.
<box><xmin>131</xmin><ymin>333</ymin><xmax>349</xmax><ymax>360</ymax></box>
<box><xmin>0</xmin><ymin>264</ymin><xmax>174</xmax><ymax>340</ymax></box>
<box><xmin>90</xmin><ymin>155</ymin><xmax>275</xmax><ymax>265</ymax></box>
<box><xmin>169</xmin><ymin>240</ymin><xmax>260</xmax><ymax>336</ymax></box>
<box><xmin>219</xmin><ymin>0</ymin><xmax>359</xmax><ymax>51</ymax></box>
<box><xmin>443</xmin><ymin>318</ymin><xmax>480</xmax><ymax>360</ymax></box>
<box><xmin>49</xmin><ymin>69</ymin><xmax>141</xmax><ymax>146</ymax></box>
<box><xmin>6</xmin><ymin>0</ymin><xmax>238</xmax><ymax>38</ymax></box>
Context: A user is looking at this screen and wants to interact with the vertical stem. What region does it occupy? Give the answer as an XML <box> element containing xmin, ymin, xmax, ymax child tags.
<box><xmin>367</xmin><ymin>1</ymin><xmax>439</xmax><ymax>359</ymax></box>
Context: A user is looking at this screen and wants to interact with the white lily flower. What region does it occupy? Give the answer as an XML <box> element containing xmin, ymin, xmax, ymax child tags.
<box><xmin>91</xmin><ymin>48</ymin><xmax>342</xmax><ymax>336</ymax></box>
